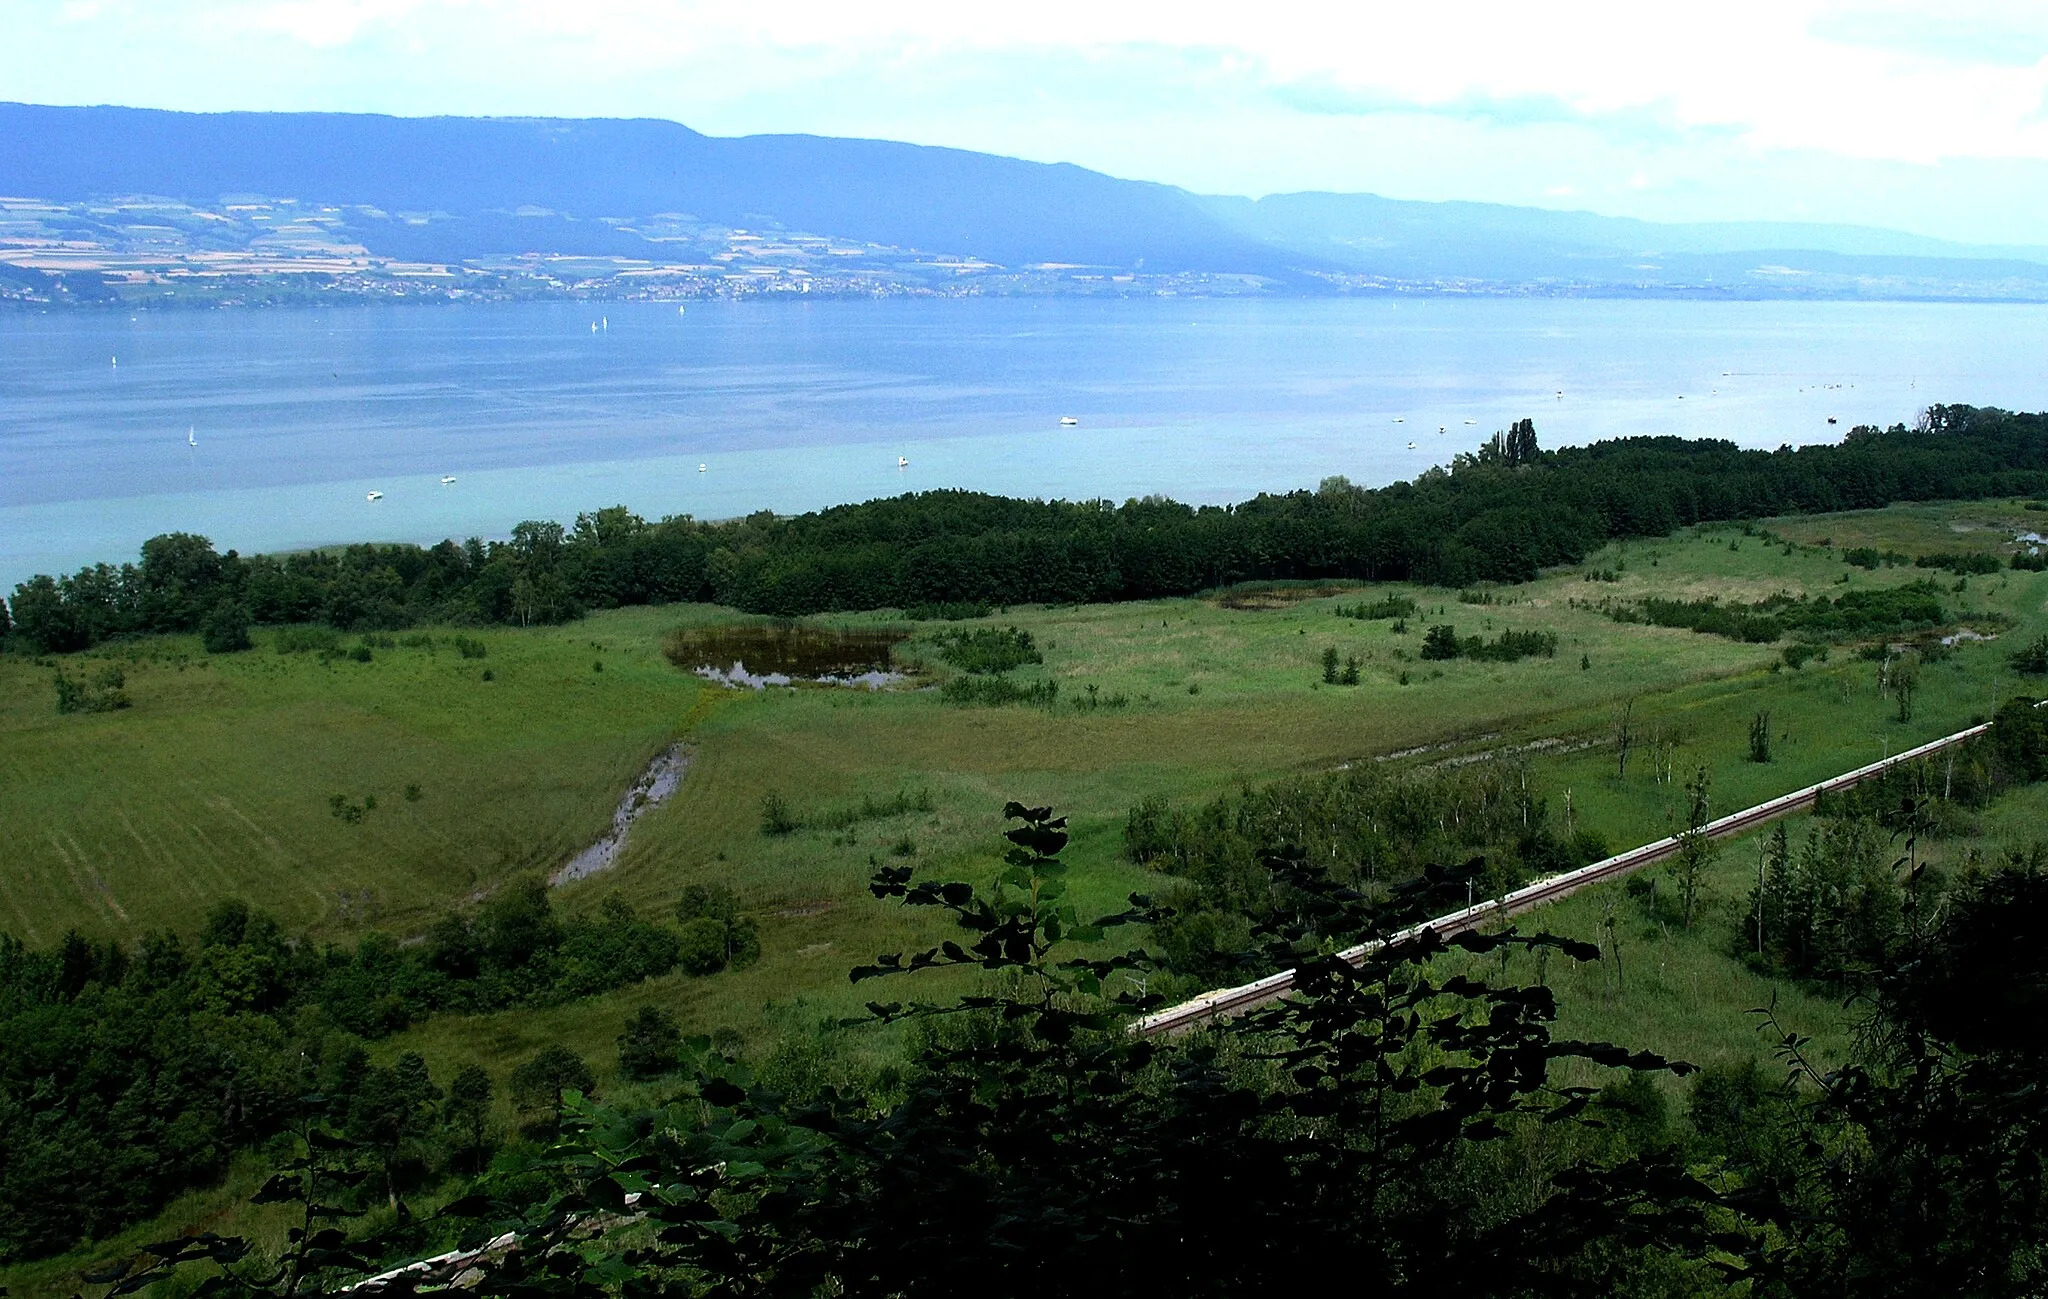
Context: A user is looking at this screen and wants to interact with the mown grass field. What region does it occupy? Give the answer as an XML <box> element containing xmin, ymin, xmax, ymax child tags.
<box><xmin>8</xmin><ymin>497</ymin><xmax>2048</xmax><ymax>1296</ymax></box>
<box><xmin>0</xmin><ymin>616</ymin><xmax>701</xmax><ymax>942</ymax></box>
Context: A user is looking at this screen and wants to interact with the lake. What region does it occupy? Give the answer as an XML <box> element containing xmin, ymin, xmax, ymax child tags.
<box><xmin>6</xmin><ymin>296</ymin><xmax>2048</xmax><ymax>588</ymax></box>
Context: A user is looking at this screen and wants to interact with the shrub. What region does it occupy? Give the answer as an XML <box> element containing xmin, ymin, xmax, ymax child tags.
<box><xmin>1783</xmin><ymin>643</ymin><xmax>1821</xmax><ymax>670</ymax></box>
<box><xmin>1465</xmin><ymin>629</ymin><xmax>1557</xmax><ymax>662</ymax></box>
<box><xmin>199</xmin><ymin>600</ymin><xmax>253</xmax><ymax>653</ymax></box>
<box><xmin>1420</xmin><ymin>625</ymin><xmax>1462</xmax><ymax>660</ymax></box>
<box><xmin>940</xmin><ymin>675</ymin><xmax>1059</xmax><ymax>708</ymax></box>
<box><xmin>2012</xmin><ymin>635</ymin><xmax>2048</xmax><ymax>675</ymax></box>
<box><xmin>452</xmin><ymin>635</ymin><xmax>488</xmax><ymax>659</ymax></box>
<box><xmin>273</xmin><ymin>625</ymin><xmax>340</xmax><ymax>654</ymax></box>
<box><xmin>617</xmin><ymin>1005</ymin><xmax>683</xmax><ymax>1079</ymax></box>
<box><xmin>1336</xmin><ymin>595</ymin><xmax>1417</xmax><ymax>620</ymax></box>
<box><xmin>1994</xmin><ymin>697</ymin><xmax>2048</xmax><ymax>783</ymax></box>
<box><xmin>760</xmin><ymin>791</ymin><xmax>798</xmax><ymax>835</ymax></box>
<box><xmin>678</xmin><ymin>917</ymin><xmax>730</xmax><ymax>975</ymax></box>
<box><xmin>927</xmin><ymin>626</ymin><xmax>1041</xmax><ymax>674</ymax></box>
<box><xmin>676</xmin><ymin>883</ymin><xmax>761</xmax><ymax>970</ymax></box>
<box><xmin>1914</xmin><ymin>551</ymin><xmax>2004</xmax><ymax>576</ymax></box>
<box><xmin>54</xmin><ymin>665</ymin><xmax>129</xmax><ymax>714</ymax></box>
<box><xmin>509</xmin><ymin>1044</ymin><xmax>595</xmax><ymax>1133</ymax></box>
<box><xmin>1419</xmin><ymin>625</ymin><xmax>1555</xmax><ymax>663</ymax></box>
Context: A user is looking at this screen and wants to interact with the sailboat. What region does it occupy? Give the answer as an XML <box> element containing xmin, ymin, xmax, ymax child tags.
<box><xmin>187</xmin><ymin>426</ymin><xmax>196</xmax><ymax>447</ymax></box>
<box><xmin>601</xmin><ymin>316</ymin><xmax>609</xmax><ymax>331</ymax></box>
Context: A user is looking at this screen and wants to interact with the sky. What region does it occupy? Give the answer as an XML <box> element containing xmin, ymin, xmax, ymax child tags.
<box><xmin>9</xmin><ymin>0</ymin><xmax>2048</xmax><ymax>245</ymax></box>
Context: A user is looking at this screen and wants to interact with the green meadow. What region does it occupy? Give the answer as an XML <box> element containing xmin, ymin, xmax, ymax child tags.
<box><xmin>4</xmin><ymin>499</ymin><xmax>2045</xmax><ymax>1065</ymax></box>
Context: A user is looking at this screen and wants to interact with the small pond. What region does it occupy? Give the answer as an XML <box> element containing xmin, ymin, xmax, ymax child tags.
<box><xmin>663</xmin><ymin>624</ymin><xmax>909</xmax><ymax>689</ymax></box>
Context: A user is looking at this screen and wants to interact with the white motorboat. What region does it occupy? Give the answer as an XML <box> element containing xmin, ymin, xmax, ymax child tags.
<box><xmin>1059</xmin><ymin>416</ymin><xmax>1079</xmax><ymax>426</ymax></box>
<box><xmin>366</xmin><ymin>490</ymin><xmax>383</xmax><ymax>501</ymax></box>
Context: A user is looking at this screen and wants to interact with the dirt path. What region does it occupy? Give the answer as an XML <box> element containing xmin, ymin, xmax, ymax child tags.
<box><xmin>550</xmin><ymin>744</ymin><xmax>691</xmax><ymax>886</ymax></box>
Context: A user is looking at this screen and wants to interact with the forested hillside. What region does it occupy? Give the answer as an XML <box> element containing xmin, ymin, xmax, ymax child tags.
<box><xmin>8</xmin><ymin>405</ymin><xmax>2047</xmax><ymax>653</ymax></box>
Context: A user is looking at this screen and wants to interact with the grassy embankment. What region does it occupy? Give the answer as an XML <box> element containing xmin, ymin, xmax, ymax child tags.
<box><xmin>5</xmin><ymin>497</ymin><xmax>2048</xmax><ymax>1294</ymax></box>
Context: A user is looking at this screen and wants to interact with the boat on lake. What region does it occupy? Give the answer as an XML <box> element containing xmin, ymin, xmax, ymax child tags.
<box><xmin>366</xmin><ymin>490</ymin><xmax>383</xmax><ymax>501</ymax></box>
<box><xmin>1060</xmin><ymin>416</ymin><xmax>1079</xmax><ymax>426</ymax></box>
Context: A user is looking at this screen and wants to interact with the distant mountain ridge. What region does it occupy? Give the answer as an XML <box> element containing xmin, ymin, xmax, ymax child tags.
<box><xmin>0</xmin><ymin>102</ymin><xmax>1295</xmax><ymax>276</ymax></box>
<box><xmin>5</xmin><ymin>101</ymin><xmax>2047</xmax><ymax>297</ymax></box>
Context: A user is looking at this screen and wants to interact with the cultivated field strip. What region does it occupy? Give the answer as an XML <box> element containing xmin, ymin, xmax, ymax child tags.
<box><xmin>1134</xmin><ymin>719</ymin><xmax>2003</xmax><ymax>1036</ymax></box>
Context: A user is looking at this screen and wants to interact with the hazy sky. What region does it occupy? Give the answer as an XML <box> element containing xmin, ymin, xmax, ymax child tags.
<box><xmin>10</xmin><ymin>0</ymin><xmax>2048</xmax><ymax>244</ymax></box>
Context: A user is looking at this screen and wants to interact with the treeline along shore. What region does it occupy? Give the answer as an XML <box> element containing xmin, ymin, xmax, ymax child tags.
<box><xmin>8</xmin><ymin>405</ymin><xmax>2048</xmax><ymax>652</ymax></box>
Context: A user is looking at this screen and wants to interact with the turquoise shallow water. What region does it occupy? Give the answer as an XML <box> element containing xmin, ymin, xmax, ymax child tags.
<box><xmin>5</xmin><ymin>296</ymin><xmax>2047</xmax><ymax>587</ymax></box>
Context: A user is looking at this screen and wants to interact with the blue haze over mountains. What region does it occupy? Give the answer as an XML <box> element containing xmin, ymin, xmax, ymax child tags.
<box><xmin>6</xmin><ymin>101</ymin><xmax>2048</xmax><ymax>297</ymax></box>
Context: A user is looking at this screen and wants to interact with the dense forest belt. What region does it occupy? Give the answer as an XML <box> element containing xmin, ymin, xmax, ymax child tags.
<box><xmin>1136</xmin><ymin>698</ymin><xmax>2047</xmax><ymax>1035</ymax></box>
<box><xmin>8</xmin><ymin>404</ymin><xmax>2048</xmax><ymax>654</ymax></box>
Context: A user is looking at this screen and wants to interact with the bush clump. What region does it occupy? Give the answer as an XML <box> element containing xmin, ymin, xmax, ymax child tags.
<box><xmin>1336</xmin><ymin>594</ymin><xmax>1417</xmax><ymax>621</ymax></box>
<box><xmin>927</xmin><ymin>625</ymin><xmax>1041</xmax><ymax>674</ymax></box>
<box><xmin>1419</xmin><ymin>624</ymin><xmax>1557</xmax><ymax>662</ymax></box>
<box><xmin>674</xmin><ymin>883</ymin><xmax>760</xmax><ymax>974</ymax></box>
<box><xmin>941</xmin><ymin>675</ymin><xmax>1060</xmax><ymax>708</ymax></box>
<box><xmin>54</xmin><ymin>665</ymin><xmax>130</xmax><ymax>714</ymax></box>
<box><xmin>274</xmin><ymin>624</ymin><xmax>341</xmax><ymax>654</ymax></box>
<box><xmin>199</xmin><ymin>600</ymin><xmax>253</xmax><ymax>653</ymax></box>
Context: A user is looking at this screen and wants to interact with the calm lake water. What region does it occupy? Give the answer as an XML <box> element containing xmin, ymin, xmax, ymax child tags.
<box><xmin>6</xmin><ymin>296</ymin><xmax>2048</xmax><ymax>588</ymax></box>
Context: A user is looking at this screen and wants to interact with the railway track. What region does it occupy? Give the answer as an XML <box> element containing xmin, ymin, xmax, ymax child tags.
<box><xmin>1134</xmin><ymin>718</ymin><xmax>2001</xmax><ymax>1037</ymax></box>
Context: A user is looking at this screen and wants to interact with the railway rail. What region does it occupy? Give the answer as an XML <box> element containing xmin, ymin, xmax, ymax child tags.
<box><xmin>1134</xmin><ymin>718</ymin><xmax>2004</xmax><ymax>1036</ymax></box>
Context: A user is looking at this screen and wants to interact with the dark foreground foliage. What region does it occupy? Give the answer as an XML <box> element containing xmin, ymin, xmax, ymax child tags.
<box><xmin>62</xmin><ymin>802</ymin><xmax>2048</xmax><ymax>1298</ymax></box>
<box><xmin>12</xmin><ymin>406</ymin><xmax>2048</xmax><ymax>653</ymax></box>
<box><xmin>0</xmin><ymin>884</ymin><xmax>758</xmax><ymax>1260</ymax></box>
